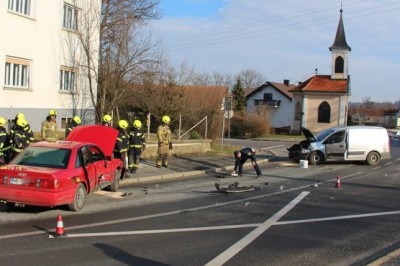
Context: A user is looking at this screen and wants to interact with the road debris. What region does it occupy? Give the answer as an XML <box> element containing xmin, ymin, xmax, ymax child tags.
<box><xmin>215</xmin><ymin>182</ymin><xmax>259</xmax><ymax>193</ymax></box>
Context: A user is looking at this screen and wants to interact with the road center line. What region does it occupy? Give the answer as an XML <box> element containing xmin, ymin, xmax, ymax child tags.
<box><xmin>0</xmin><ymin>171</ymin><xmax>368</xmax><ymax>240</ymax></box>
<box><xmin>204</xmin><ymin>191</ymin><xmax>309</xmax><ymax>266</ymax></box>
<box><xmin>48</xmin><ymin>209</ymin><xmax>400</xmax><ymax>239</ymax></box>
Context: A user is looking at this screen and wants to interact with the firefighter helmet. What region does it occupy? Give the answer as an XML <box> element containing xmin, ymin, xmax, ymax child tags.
<box><xmin>162</xmin><ymin>115</ymin><xmax>170</xmax><ymax>124</ymax></box>
<box><xmin>73</xmin><ymin>116</ymin><xmax>81</xmax><ymax>124</ymax></box>
<box><xmin>118</xmin><ymin>120</ymin><xmax>128</xmax><ymax>129</ymax></box>
<box><xmin>103</xmin><ymin>114</ymin><xmax>112</xmax><ymax>123</ymax></box>
<box><xmin>16</xmin><ymin>118</ymin><xmax>28</xmax><ymax>127</ymax></box>
<box><xmin>0</xmin><ymin>117</ymin><xmax>6</xmax><ymax>127</ymax></box>
<box><xmin>133</xmin><ymin>120</ymin><xmax>142</xmax><ymax>129</ymax></box>
<box><xmin>16</xmin><ymin>113</ymin><xmax>25</xmax><ymax>120</ymax></box>
<box><xmin>49</xmin><ymin>110</ymin><xmax>57</xmax><ymax>116</ymax></box>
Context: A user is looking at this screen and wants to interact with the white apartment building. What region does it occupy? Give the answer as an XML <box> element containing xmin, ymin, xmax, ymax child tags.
<box><xmin>0</xmin><ymin>0</ymin><xmax>101</xmax><ymax>133</ymax></box>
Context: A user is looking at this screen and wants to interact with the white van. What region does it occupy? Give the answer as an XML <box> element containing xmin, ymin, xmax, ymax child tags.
<box><xmin>287</xmin><ymin>126</ymin><xmax>391</xmax><ymax>165</ymax></box>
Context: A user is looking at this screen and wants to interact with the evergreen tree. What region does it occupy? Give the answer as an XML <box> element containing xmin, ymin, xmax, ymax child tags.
<box><xmin>232</xmin><ymin>78</ymin><xmax>247</xmax><ymax>112</ymax></box>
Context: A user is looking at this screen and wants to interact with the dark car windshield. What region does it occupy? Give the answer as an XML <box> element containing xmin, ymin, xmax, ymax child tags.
<box><xmin>315</xmin><ymin>129</ymin><xmax>336</xmax><ymax>141</ymax></box>
<box><xmin>12</xmin><ymin>146</ymin><xmax>71</xmax><ymax>169</ymax></box>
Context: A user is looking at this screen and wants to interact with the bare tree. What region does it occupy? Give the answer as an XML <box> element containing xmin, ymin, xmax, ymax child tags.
<box><xmin>211</xmin><ymin>71</ymin><xmax>233</xmax><ymax>88</ymax></box>
<box><xmin>97</xmin><ymin>0</ymin><xmax>162</xmax><ymax>122</ymax></box>
<box><xmin>237</xmin><ymin>68</ymin><xmax>266</xmax><ymax>89</ymax></box>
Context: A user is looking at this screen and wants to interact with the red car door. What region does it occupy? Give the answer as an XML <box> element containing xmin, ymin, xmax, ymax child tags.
<box><xmin>88</xmin><ymin>145</ymin><xmax>114</xmax><ymax>187</ymax></box>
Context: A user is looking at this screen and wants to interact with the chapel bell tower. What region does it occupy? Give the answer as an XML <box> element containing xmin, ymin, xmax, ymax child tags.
<box><xmin>329</xmin><ymin>9</ymin><xmax>351</xmax><ymax>80</ymax></box>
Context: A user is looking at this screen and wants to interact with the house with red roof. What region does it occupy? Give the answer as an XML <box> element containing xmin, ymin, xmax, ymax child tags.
<box><xmin>290</xmin><ymin>9</ymin><xmax>351</xmax><ymax>134</ymax></box>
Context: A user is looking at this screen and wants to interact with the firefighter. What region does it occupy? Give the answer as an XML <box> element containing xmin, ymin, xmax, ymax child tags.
<box><xmin>11</xmin><ymin>118</ymin><xmax>29</xmax><ymax>159</ymax></box>
<box><xmin>156</xmin><ymin>115</ymin><xmax>172</xmax><ymax>168</ymax></box>
<box><xmin>128</xmin><ymin>119</ymin><xmax>146</xmax><ymax>173</ymax></box>
<box><xmin>41</xmin><ymin>109</ymin><xmax>58</xmax><ymax>141</ymax></box>
<box><xmin>0</xmin><ymin>117</ymin><xmax>11</xmax><ymax>165</ymax></box>
<box><xmin>113</xmin><ymin>120</ymin><xmax>129</xmax><ymax>168</ymax></box>
<box><xmin>102</xmin><ymin>114</ymin><xmax>112</xmax><ymax>126</ymax></box>
<box><xmin>65</xmin><ymin>116</ymin><xmax>81</xmax><ymax>137</ymax></box>
<box><xmin>231</xmin><ymin>147</ymin><xmax>262</xmax><ymax>178</ymax></box>
<box><xmin>11</xmin><ymin>113</ymin><xmax>34</xmax><ymax>144</ymax></box>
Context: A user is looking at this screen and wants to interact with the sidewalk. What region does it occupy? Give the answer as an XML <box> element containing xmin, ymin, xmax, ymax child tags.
<box><xmin>120</xmin><ymin>145</ymin><xmax>291</xmax><ymax>187</ymax></box>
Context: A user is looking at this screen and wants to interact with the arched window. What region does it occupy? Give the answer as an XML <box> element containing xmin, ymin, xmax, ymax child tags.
<box><xmin>335</xmin><ymin>56</ymin><xmax>344</xmax><ymax>73</ymax></box>
<box><xmin>295</xmin><ymin>101</ymin><xmax>301</xmax><ymax>120</ymax></box>
<box><xmin>318</xmin><ymin>101</ymin><xmax>331</xmax><ymax>123</ymax></box>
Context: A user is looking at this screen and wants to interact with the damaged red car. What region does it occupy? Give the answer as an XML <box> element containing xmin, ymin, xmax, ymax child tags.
<box><xmin>0</xmin><ymin>125</ymin><xmax>124</xmax><ymax>211</ymax></box>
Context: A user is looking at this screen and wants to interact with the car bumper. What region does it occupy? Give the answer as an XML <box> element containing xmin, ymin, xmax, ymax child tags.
<box><xmin>288</xmin><ymin>149</ymin><xmax>310</xmax><ymax>161</ymax></box>
<box><xmin>0</xmin><ymin>186</ymin><xmax>74</xmax><ymax>207</ymax></box>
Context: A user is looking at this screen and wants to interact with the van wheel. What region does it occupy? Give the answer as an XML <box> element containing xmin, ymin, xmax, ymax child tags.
<box><xmin>68</xmin><ymin>184</ymin><xmax>86</xmax><ymax>212</ymax></box>
<box><xmin>366</xmin><ymin>151</ymin><xmax>381</xmax><ymax>166</ymax></box>
<box><xmin>308</xmin><ymin>151</ymin><xmax>324</xmax><ymax>165</ymax></box>
<box><xmin>110</xmin><ymin>169</ymin><xmax>120</xmax><ymax>192</ymax></box>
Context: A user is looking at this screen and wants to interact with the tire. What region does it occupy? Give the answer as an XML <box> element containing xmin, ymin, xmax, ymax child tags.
<box><xmin>68</xmin><ymin>183</ymin><xmax>86</xmax><ymax>212</ymax></box>
<box><xmin>366</xmin><ymin>151</ymin><xmax>381</xmax><ymax>166</ymax></box>
<box><xmin>110</xmin><ymin>169</ymin><xmax>120</xmax><ymax>192</ymax></box>
<box><xmin>308</xmin><ymin>151</ymin><xmax>324</xmax><ymax>165</ymax></box>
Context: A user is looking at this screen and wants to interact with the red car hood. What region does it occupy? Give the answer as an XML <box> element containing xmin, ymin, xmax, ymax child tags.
<box><xmin>66</xmin><ymin>125</ymin><xmax>118</xmax><ymax>156</ymax></box>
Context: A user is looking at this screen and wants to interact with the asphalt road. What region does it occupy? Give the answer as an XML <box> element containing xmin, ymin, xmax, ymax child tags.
<box><xmin>0</xmin><ymin>139</ymin><xmax>399</xmax><ymax>265</ymax></box>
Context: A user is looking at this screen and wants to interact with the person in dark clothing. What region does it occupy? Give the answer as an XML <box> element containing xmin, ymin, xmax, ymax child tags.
<box><xmin>128</xmin><ymin>119</ymin><xmax>146</xmax><ymax>174</ymax></box>
<box><xmin>0</xmin><ymin>117</ymin><xmax>11</xmax><ymax>165</ymax></box>
<box><xmin>10</xmin><ymin>118</ymin><xmax>29</xmax><ymax>160</ymax></box>
<box><xmin>231</xmin><ymin>147</ymin><xmax>262</xmax><ymax>178</ymax></box>
<box><xmin>113</xmin><ymin>120</ymin><xmax>129</xmax><ymax>169</ymax></box>
<box><xmin>11</xmin><ymin>113</ymin><xmax>34</xmax><ymax>144</ymax></box>
<box><xmin>65</xmin><ymin>116</ymin><xmax>81</xmax><ymax>137</ymax></box>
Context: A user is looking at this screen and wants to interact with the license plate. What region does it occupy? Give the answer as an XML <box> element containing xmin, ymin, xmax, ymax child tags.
<box><xmin>10</xmin><ymin>178</ymin><xmax>23</xmax><ymax>185</ymax></box>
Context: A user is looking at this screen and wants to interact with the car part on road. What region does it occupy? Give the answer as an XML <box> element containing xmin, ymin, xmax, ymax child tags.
<box><xmin>215</xmin><ymin>182</ymin><xmax>259</xmax><ymax>193</ymax></box>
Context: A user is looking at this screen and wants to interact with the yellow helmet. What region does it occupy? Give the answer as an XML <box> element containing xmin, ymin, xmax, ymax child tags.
<box><xmin>133</xmin><ymin>120</ymin><xmax>142</xmax><ymax>129</ymax></box>
<box><xmin>16</xmin><ymin>113</ymin><xmax>25</xmax><ymax>120</ymax></box>
<box><xmin>16</xmin><ymin>118</ymin><xmax>28</xmax><ymax>127</ymax></box>
<box><xmin>73</xmin><ymin>116</ymin><xmax>81</xmax><ymax>124</ymax></box>
<box><xmin>103</xmin><ymin>114</ymin><xmax>112</xmax><ymax>123</ymax></box>
<box><xmin>49</xmin><ymin>110</ymin><xmax>57</xmax><ymax>116</ymax></box>
<box><xmin>118</xmin><ymin>120</ymin><xmax>128</xmax><ymax>129</ymax></box>
<box><xmin>162</xmin><ymin>115</ymin><xmax>170</xmax><ymax>124</ymax></box>
<box><xmin>0</xmin><ymin>117</ymin><xmax>7</xmax><ymax>127</ymax></box>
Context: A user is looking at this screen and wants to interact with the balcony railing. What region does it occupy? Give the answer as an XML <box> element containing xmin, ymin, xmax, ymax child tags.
<box><xmin>254</xmin><ymin>100</ymin><xmax>281</xmax><ymax>108</ymax></box>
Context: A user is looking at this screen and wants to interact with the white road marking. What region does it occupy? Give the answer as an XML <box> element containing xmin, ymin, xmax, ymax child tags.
<box><xmin>49</xmin><ymin>224</ymin><xmax>261</xmax><ymax>238</ymax></box>
<box><xmin>204</xmin><ymin>191</ymin><xmax>309</xmax><ymax>266</ymax></box>
<box><xmin>275</xmin><ymin>210</ymin><xmax>400</xmax><ymax>225</ymax></box>
<box><xmin>0</xmin><ymin>170</ymin><xmax>388</xmax><ymax>241</ymax></box>
<box><xmin>47</xmin><ymin>209</ymin><xmax>400</xmax><ymax>239</ymax></box>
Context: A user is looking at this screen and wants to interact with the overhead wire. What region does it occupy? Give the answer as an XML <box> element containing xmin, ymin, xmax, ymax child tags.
<box><xmin>161</xmin><ymin>0</ymin><xmax>400</xmax><ymax>51</ymax></box>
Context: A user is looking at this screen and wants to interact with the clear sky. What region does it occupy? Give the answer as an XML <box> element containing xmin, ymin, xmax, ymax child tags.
<box><xmin>152</xmin><ymin>0</ymin><xmax>400</xmax><ymax>103</ymax></box>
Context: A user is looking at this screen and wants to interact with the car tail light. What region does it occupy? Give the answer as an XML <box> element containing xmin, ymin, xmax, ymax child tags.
<box><xmin>0</xmin><ymin>175</ymin><xmax>8</xmax><ymax>184</ymax></box>
<box><xmin>35</xmin><ymin>179</ymin><xmax>61</xmax><ymax>189</ymax></box>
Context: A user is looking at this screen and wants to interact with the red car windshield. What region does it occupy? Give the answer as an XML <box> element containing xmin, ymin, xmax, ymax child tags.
<box><xmin>12</xmin><ymin>146</ymin><xmax>71</xmax><ymax>169</ymax></box>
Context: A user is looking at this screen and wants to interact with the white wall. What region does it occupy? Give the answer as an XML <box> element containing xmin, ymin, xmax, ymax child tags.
<box><xmin>0</xmin><ymin>0</ymin><xmax>100</xmax><ymax>132</ymax></box>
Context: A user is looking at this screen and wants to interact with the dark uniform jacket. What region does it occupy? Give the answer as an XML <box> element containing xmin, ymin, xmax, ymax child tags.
<box><xmin>114</xmin><ymin>127</ymin><xmax>129</xmax><ymax>154</ymax></box>
<box><xmin>65</xmin><ymin>120</ymin><xmax>79</xmax><ymax>138</ymax></box>
<box><xmin>129</xmin><ymin>127</ymin><xmax>146</xmax><ymax>149</ymax></box>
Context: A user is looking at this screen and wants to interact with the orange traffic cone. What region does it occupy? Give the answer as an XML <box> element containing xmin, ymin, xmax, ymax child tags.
<box><xmin>55</xmin><ymin>214</ymin><xmax>66</xmax><ymax>236</ymax></box>
<box><xmin>335</xmin><ymin>176</ymin><xmax>342</xmax><ymax>188</ymax></box>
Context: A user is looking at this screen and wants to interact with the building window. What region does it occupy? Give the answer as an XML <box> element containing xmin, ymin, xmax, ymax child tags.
<box><xmin>263</xmin><ymin>93</ymin><xmax>273</xmax><ymax>101</ymax></box>
<box><xmin>4</xmin><ymin>57</ymin><xmax>30</xmax><ymax>89</ymax></box>
<box><xmin>63</xmin><ymin>3</ymin><xmax>78</xmax><ymax>31</ymax></box>
<box><xmin>335</xmin><ymin>56</ymin><xmax>344</xmax><ymax>74</ymax></box>
<box><xmin>60</xmin><ymin>67</ymin><xmax>77</xmax><ymax>92</ymax></box>
<box><xmin>8</xmin><ymin>0</ymin><xmax>31</xmax><ymax>16</ymax></box>
<box><xmin>318</xmin><ymin>101</ymin><xmax>331</xmax><ymax>123</ymax></box>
